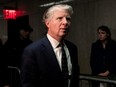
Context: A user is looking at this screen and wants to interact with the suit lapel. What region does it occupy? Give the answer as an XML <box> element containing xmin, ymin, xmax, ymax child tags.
<box><xmin>41</xmin><ymin>37</ymin><xmax>61</xmax><ymax>72</ymax></box>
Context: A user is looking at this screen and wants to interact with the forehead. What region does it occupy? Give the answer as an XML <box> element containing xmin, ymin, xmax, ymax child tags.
<box><xmin>52</xmin><ymin>9</ymin><xmax>70</xmax><ymax>17</ymax></box>
<box><xmin>98</xmin><ymin>29</ymin><xmax>107</xmax><ymax>34</ymax></box>
<box><xmin>98</xmin><ymin>29</ymin><xmax>106</xmax><ymax>32</ymax></box>
<box><xmin>20</xmin><ymin>29</ymin><xmax>30</xmax><ymax>32</ymax></box>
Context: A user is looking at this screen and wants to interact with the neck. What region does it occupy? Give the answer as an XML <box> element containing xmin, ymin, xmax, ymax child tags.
<box><xmin>101</xmin><ymin>40</ymin><xmax>107</xmax><ymax>49</ymax></box>
<box><xmin>47</xmin><ymin>34</ymin><xmax>64</xmax><ymax>42</ymax></box>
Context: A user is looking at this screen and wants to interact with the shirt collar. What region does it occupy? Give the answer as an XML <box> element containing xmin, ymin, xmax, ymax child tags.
<box><xmin>47</xmin><ymin>34</ymin><xmax>60</xmax><ymax>49</ymax></box>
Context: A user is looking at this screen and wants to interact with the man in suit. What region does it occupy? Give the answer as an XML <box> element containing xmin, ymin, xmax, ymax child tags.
<box><xmin>21</xmin><ymin>4</ymin><xmax>80</xmax><ymax>87</ymax></box>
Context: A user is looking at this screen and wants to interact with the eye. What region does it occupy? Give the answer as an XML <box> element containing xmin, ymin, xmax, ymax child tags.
<box><xmin>66</xmin><ymin>17</ymin><xmax>71</xmax><ymax>21</ymax></box>
<box><xmin>57</xmin><ymin>17</ymin><xmax>63</xmax><ymax>20</ymax></box>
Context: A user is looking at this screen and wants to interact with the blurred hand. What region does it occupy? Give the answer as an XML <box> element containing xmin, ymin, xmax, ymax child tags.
<box><xmin>98</xmin><ymin>70</ymin><xmax>109</xmax><ymax>77</ymax></box>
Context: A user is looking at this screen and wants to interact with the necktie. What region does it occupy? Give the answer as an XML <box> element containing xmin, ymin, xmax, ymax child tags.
<box><xmin>61</xmin><ymin>43</ymin><xmax>69</xmax><ymax>87</ymax></box>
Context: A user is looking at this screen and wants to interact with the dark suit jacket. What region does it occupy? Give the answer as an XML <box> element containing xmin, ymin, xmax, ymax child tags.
<box><xmin>90</xmin><ymin>39</ymin><xmax>116</xmax><ymax>75</ymax></box>
<box><xmin>21</xmin><ymin>36</ymin><xmax>79</xmax><ymax>87</ymax></box>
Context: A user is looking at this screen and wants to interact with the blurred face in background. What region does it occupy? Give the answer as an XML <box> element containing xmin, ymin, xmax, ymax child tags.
<box><xmin>98</xmin><ymin>29</ymin><xmax>109</xmax><ymax>41</ymax></box>
<box><xmin>20</xmin><ymin>29</ymin><xmax>31</xmax><ymax>39</ymax></box>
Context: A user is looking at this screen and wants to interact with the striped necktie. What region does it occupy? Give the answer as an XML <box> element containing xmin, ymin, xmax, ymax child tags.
<box><xmin>61</xmin><ymin>43</ymin><xmax>69</xmax><ymax>87</ymax></box>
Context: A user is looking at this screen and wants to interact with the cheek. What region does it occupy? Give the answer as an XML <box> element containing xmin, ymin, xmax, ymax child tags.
<box><xmin>101</xmin><ymin>35</ymin><xmax>107</xmax><ymax>40</ymax></box>
<box><xmin>46</xmin><ymin>21</ymin><xmax>56</xmax><ymax>28</ymax></box>
<box><xmin>104</xmin><ymin>36</ymin><xmax>107</xmax><ymax>39</ymax></box>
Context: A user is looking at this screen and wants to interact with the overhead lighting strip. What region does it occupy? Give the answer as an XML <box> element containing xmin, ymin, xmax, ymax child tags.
<box><xmin>39</xmin><ymin>0</ymin><xmax>74</xmax><ymax>7</ymax></box>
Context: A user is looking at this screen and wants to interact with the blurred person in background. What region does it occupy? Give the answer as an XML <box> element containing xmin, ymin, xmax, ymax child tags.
<box><xmin>3</xmin><ymin>25</ymin><xmax>33</xmax><ymax>87</ymax></box>
<box><xmin>90</xmin><ymin>25</ymin><xmax>116</xmax><ymax>87</ymax></box>
<box><xmin>0</xmin><ymin>38</ymin><xmax>10</xmax><ymax>87</ymax></box>
<box><xmin>3</xmin><ymin>25</ymin><xmax>33</xmax><ymax>69</ymax></box>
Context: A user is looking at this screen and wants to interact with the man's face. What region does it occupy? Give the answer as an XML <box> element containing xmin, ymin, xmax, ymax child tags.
<box><xmin>98</xmin><ymin>29</ymin><xmax>109</xmax><ymax>41</ymax></box>
<box><xmin>45</xmin><ymin>9</ymin><xmax>71</xmax><ymax>41</ymax></box>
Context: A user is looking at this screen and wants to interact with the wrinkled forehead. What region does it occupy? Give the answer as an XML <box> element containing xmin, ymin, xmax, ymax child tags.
<box><xmin>43</xmin><ymin>4</ymin><xmax>73</xmax><ymax>21</ymax></box>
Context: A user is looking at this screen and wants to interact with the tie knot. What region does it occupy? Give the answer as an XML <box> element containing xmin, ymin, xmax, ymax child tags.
<box><xmin>57</xmin><ymin>42</ymin><xmax>64</xmax><ymax>48</ymax></box>
<box><xmin>60</xmin><ymin>42</ymin><xmax>64</xmax><ymax>47</ymax></box>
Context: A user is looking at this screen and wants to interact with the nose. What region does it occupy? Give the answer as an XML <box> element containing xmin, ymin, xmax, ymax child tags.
<box><xmin>62</xmin><ymin>17</ymin><xmax>68</xmax><ymax>24</ymax></box>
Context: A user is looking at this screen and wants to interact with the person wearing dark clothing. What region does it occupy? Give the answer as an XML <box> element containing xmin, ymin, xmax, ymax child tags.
<box><xmin>90</xmin><ymin>25</ymin><xmax>116</xmax><ymax>87</ymax></box>
<box><xmin>0</xmin><ymin>39</ymin><xmax>10</xmax><ymax>87</ymax></box>
<box><xmin>21</xmin><ymin>4</ymin><xmax>80</xmax><ymax>87</ymax></box>
<box><xmin>3</xmin><ymin>25</ymin><xmax>33</xmax><ymax>87</ymax></box>
<box><xmin>3</xmin><ymin>25</ymin><xmax>33</xmax><ymax>68</ymax></box>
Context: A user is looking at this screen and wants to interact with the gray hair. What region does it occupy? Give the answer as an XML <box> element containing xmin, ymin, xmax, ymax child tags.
<box><xmin>43</xmin><ymin>4</ymin><xmax>73</xmax><ymax>22</ymax></box>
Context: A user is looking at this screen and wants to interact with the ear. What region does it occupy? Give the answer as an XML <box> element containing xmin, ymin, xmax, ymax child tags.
<box><xmin>45</xmin><ymin>20</ymin><xmax>50</xmax><ymax>28</ymax></box>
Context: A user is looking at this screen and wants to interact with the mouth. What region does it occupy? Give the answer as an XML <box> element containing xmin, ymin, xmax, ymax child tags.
<box><xmin>60</xmin><ymin>27</ymin><xmax>69</xmax><ymax>32</ymax></box>
<box><xmin>61</xmin><ymin>27</ymin><xmax>68</xmax><ymax>30</ymax></box>
<box><xmin>61</xmin><ymin>29</ymin><xmax>67</xmax><ymax>33</ymax></box>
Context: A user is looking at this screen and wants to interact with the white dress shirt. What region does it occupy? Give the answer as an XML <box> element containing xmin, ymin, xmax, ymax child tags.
<box><xmin>47</xmin><ymin>34</ymin><xmax>72</xmax><ymax>75</ymax></box>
